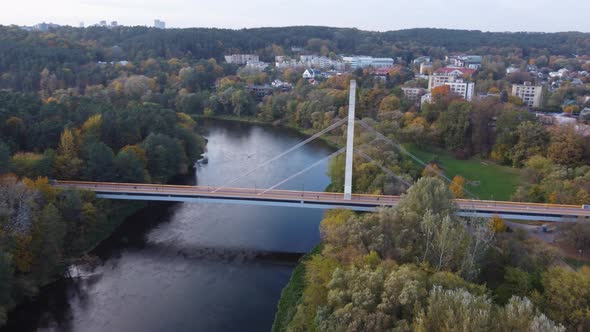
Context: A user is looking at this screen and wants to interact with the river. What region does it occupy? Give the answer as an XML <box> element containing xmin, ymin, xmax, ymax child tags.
<box><xmin>2</xmin><ymin>119</ymin><xmax>335</xmax><ymax>332</ymax></box>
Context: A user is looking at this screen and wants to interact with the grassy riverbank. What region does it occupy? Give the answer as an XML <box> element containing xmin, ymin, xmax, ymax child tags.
<box><xmin>271</xmin><ymin>245</ymin><xmax>322</xmax><ymax>332</ymax></box>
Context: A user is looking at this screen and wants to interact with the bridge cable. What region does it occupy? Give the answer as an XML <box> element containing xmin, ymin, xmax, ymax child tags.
<box><xmin>258</xmin><ymin>147</ymin><xmax>347</xmax><ymax>195</ymax></box>
<box><xmin>356</xmin><ymin>119</ymin><xmax>478</xmax><ymax>200</ymax></box>
<box><xmin>212</xmin><ymin>117</ymin><xmax>348</xmax><ymax>193</ymax></box>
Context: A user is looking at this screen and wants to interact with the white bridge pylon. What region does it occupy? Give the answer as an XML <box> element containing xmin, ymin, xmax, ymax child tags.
<box><xmin>344</xmin><ymin>80</ymin><xmax>356</xmax><ymax>200</ymax></box>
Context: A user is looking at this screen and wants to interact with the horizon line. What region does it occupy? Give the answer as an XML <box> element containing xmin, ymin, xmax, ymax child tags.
<box><xmin>2</xmin><ymin>22</ymin><xmax>588</xmax><ymax>35</ymax></box>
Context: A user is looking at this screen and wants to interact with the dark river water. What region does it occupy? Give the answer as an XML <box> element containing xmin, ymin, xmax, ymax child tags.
<box><xmin>3</xmin><ymin>119</ymin><xmax>334</xmax><ymax>332</ymax></box>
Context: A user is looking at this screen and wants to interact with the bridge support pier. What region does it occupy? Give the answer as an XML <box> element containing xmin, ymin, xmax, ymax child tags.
<box><xmin>344</xmin><ymin>80</ymin><xmax>356</xmax><ymax>200</ymax></box>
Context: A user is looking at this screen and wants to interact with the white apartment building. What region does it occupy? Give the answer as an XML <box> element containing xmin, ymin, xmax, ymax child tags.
<box><xmin>421</xmin><ymin>81</ymin><xmax>475</xmax><ymax>105</ymax></box>
<box><xmin>224</xmin><ymin>54</ymin><xmax>259</xmax><ymax>65</ymax></box>
<box><xmin>402</xmin><ymin>87</ymin><xmax>426</xmax><ymax>101</ymax></box>
<box><xmin>512</xmin><ymin>82</ymin><xmax>543</xmax><ymax>108</ymax></box>
<box><xmin>446</xmin><ymin>81</ymin><xmax>475</xmax><ymax>101</ymax></box>
<box><xmin>245</xmin><ymin>61</ymin><xmax>269</xmax><ymax>71</ymax></box>
<box><xmin>275</xmin><ymin>55</ymin><xmax>345</xmax><ymax>70</ymax></box>
<box><xmin>428</xmin><ymin>67</ymin><xmax>476</xmax><ymax>91</ymax></box>
<box><xmin>343</xmin><ymin>56</ymin><xmax>394</xmax><ymax>69</ymax></box>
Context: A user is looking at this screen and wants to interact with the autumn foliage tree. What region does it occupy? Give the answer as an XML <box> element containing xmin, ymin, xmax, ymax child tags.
<box><xmin>450</xmin><ymin>175</ymin><xmax>466</xmax><ymax>198</ymax></box>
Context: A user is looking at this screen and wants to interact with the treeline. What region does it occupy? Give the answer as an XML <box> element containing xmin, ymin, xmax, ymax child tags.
<box><xmin>273</xmin><ymin>178</ymin><xmax>589</xmax><ymax>331</ymax></box>
<box><xmin>0</xmin><ymin>89</ymin><xmax>205</xmax><ymax>324</ymax></box>
<box><xmin>0</xmin><ymin>175</ymin><xmax>143</xmax><ymax>324</ymax></box>
<box><xmin>0</xmin><ymin>90</ymin><xmax>204</xmax><ymax>183</ymax></box>
<box><xmin>2</xmin><ymin>25</ymin><xmax>590</xmax><ymax>92</ymax></box>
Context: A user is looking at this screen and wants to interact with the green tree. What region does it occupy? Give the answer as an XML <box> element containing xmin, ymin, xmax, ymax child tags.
<box><xmin>84</xmin><ymin>142</ymin><xmax>116</xmax><ymax>181</ymax></box>
<box><xmin>436</xmin><ymin>101</ymin><xmax>472</xmax><ymax>151</ymax></box>
<box><xmin>540</xmin><ymin>266</ymin><xmax>590</xmax><ymax>329</ymax></box>
<box><xmin>547</xmin><ymin>124</ymin><xmax>584</xmax><ymax>167</ymax></box>
<box><xmin>142</xmin><ymin>133</ymin><xmax>188</xmax><ymax>183</ymax></box>
<box><xmin>511</xmin><ymin>121</ymin><xmax>549</xmax><ymax>167</ymax></box>
<box><xmin>414</xmin><ymin>287</ymin><xmax>493</xmax><ymax>331</ymax></box>
<box><xmin>114</xmin><ymin>149</ymin><xmax>148</xmax><ymax>183</ymax></box>
<box><xmin>0</xmin><ymin>253</ymin><xmax>13</xmax><ymax>325</ymax></box>
<box><xmin>0</xmin><ymin>141</ymin><xmax>9</xmax><ymax>174</ymax></box>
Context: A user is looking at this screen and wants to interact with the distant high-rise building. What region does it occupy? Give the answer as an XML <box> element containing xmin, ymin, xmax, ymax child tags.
<box><xmin>111</xmin><ymin>21</ymin><xmax>118</xmax><ymax>27</ymax></box>
<box><xmin>224</xmin><ymin>54</ymin><xmax>259</xmax><ymax>65</ymax></box>
<box><xmin>79</xmin><ymin>22</ymin><xmax>85</xmax><ymax>28</ymax></box>
<box><xmin>154</xmin><ymin>19</ymin><xmax>166</xmax><ymax>29</ymax></box>
<box><xmin>99</xmin><ymin>20</ymin><xmax>107</xmax><ymax>27</ymax></box>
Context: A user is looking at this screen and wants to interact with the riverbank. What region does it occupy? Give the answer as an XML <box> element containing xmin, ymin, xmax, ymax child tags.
<box><xmin>271</xmin><ymin>245</ymin><xmax>322</xmax><ymax>332</ymax></box>
<box><xmin>4</xmin><ymin>118</ymin><xmax>331</xmax><ymax>331</ymax></box>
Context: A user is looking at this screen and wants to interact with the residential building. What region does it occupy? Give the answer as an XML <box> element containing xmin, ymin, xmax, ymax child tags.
<box><xmin>402</xmin><ymin>87</ymin><xmax>426</xmax><ymax>101</ymax></box>
<box><xmin>446</xmin><ymin>81</ymin><xmax>476</xmax><ymax>101</ymax></box>
<box><xmin>420</xmin><ymin>62</ymin><xmax>433</xmax><ymax>75</ymax></box>
<box><xmin>299</xmin><ymin>55</ymin><xmax>346</xmax><ymax>70</ymax></box>
<box><xmin>154</xmin><ymin>19</ymin><xmax>166</xmax><ymax>29</ymax></box>
<box><xmin>303</xmin><ymin>69</ymin><xmax>323</xmax><ymax>79</ymax></box>
<box><xmin>448</xmin><ymin>55</ymin><xmax>482</xmax><ymax>69</ymax></box>
<box><xmin>512</xmin><ymin>82</ymin><xmax>543</xmax><ymax>108</ymax></box>
<box><xmin>549</xmin><ymin>68</ymin><xmax>569</xmax><ymax>79</ymax></box>
<box><xmin>413</xmin><ymin>56</ymin><xmax>432</xmax><ymax>65</ymax></box>
<box><xmin>421</xmin><ymin>93</ymin><xmax>433</xmax><ymax>106</ymax></box>
<box><xmin>343</xmin><ymin>56</ymin><xmax>394</xmax><ymax>69</ymax></box>
<box><xmin>421</xmin><ymin>81</ymin><xmax>475</xmax><ymax>104</ymax></box>
<box><xmin>428</xmin><ymin>67</ymin><xmax>476</xmax><ymax>91</ymax></box>
<box><xmin>271</xmin><ymin>80</ymin><xmax>293</xmax><ymax>91</ymax></box>
<box><xmin>506</xmin><ymin>66</ymin><xmax>519</xmax><ymax>74</ymax></box>
<box><xmin>275</xmin><ymin>56</ymin><xmax>301</xmax><ymax>69</ymax></box>
<box><xmin>244</xmin><ymin>61</ymin><xmax>269</xmax><ymax>71</ymax></box>
<box><xmin>224</xmin><ymin>54</ymin><xmax>259</xmax><ymax>65</ymax></box>
<box><xmin>246</xmin><ymin>84</ymin><xmax>273</xmax><ymax>99</ymax></box>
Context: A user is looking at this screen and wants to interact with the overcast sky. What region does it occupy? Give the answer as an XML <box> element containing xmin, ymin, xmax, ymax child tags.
<box><xmin>2</xmin><ymin>0</ymin><xmax>590</xmax><ymax>32</ymax></box>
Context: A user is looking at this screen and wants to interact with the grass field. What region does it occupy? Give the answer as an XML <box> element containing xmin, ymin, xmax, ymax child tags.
<box><xmin>405</xmin><ymin>144</ymin><xmax>522</xmax><ymax>201</ymax></box>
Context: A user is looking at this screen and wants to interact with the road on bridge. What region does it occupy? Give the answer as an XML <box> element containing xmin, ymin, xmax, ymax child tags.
<box><xmin>52</xmin><ymin>181</ymin><xmax>590</xmax><ymax>222</ymax></box>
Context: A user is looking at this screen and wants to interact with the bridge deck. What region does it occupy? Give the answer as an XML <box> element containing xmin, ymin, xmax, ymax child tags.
<box><xmin>53</xmin><ymin>181</ymin><xmax>590</xmax><ymax>222</ymax></box>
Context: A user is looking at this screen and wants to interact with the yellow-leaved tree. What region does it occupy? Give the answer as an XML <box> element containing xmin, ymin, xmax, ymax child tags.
<box><xmin>450</xmin><ymin>175</ymin><xmax>466</xmax><ymax>198</ymax></box>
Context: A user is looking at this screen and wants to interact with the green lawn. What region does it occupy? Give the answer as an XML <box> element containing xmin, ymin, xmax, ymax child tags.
<box><xmin>405</xmin><ymin>144</ymin><xmax>522</xmax><ymax>201</ymax></box>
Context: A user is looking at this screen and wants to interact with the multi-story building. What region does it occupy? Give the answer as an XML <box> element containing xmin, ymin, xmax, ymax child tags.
<box><xmin>244</xmin><ymin>61</ymin><xmax>269</xmax><ymax>71</ymax></box>
<box><xmin>512</xmin><ymin>82</ymin><xmax>543</xmax><ymax>108</ymax></box>
<box><xmin>448</xmin><ymin>55</ymin><xmax>482</xmax><ymax>69</ymax></box>
<box><xmin>428</xmin><ymin>67</ymin><xmax>476</xmax><ymax>91</ymax></box>
<box><xmin>224</xmin><ymin>54</ymin><xmax>259</xmax><ymax>65</ymax></box>
<box><xmin>342</xmin><ymin>56</ymin><xmax>394</xmax><ymax>69</ymax></box>
<box><xmin>446</xmin><ymin>81</ymin><xmax>475</xmax><ymax>101</ymax></box>
<box><xmin>420</xmin><ymin>62</ymin><xmax>433</xmax><ymax>75</ymax></box>
<box><xmin>154</xmin><ymin>19</ymin><xmax>166</xmax><ymax>29</ymax></box>
<box><xmin>299</xmin><ymin>55</ymin><xmax>345</xmax><ymax>70</ymax></box>
<box><xmin>421</xmin><ymin>81</ymin><xmax>475</xmax><ymax>105</ymax></box>
<box><xmin>275</xmin><ymin>55</ymin><xmax>345</xmax><ymax>70</ymax></box>
<box><xmin>402</xmin><ymin>87</ymin><xmax>426</xmax><ymax>101</ymax></box>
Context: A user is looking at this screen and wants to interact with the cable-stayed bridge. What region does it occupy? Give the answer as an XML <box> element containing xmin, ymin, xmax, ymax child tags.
<box><xmin>51</xmin><ymin>80</ymin><xmax>590</xmax><ymax>222</ymax></box>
